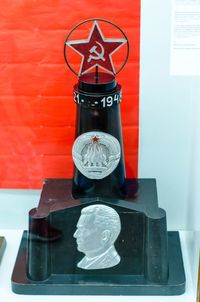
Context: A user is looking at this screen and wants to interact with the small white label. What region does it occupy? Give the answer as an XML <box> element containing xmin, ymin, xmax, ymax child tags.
<box><xmin>170</xmin><ymin>0</ymin><xmax>200</xmax><ymax>75</ymax></box>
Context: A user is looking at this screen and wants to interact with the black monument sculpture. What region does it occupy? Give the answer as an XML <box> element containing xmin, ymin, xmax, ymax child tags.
<box><xmin>11</xmin><ymin>18</ymin><xmax>185</xmax><ymax>295</ymax></box>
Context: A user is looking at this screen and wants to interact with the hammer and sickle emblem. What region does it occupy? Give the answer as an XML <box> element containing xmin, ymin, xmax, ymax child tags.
<box><xmin>87</xmin><ymin>41</ymin><xmax>106</xmax><ymax>63</ymax></box>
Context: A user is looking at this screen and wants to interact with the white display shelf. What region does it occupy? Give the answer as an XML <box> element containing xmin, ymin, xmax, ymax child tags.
<box><xmin>0</xmin><ymin>230</ymin><xmax>196</xmax><ymax>302</ymax></box>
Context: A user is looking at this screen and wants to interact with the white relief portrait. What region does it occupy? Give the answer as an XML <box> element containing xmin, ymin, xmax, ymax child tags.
<box><xmin>73</xmin><ymin>204</ymin><xmax>121</xmax><ymax>270</ymax></box>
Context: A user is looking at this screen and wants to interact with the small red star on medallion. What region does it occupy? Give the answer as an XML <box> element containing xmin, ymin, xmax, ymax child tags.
<box><xmin>66</xmin><ymin>21</ymin><xmax>127</xmax><ymax>76</ymax></box>
<box><xmin>92</xmin><ymin>136</ymin><xmax>99</xmax><ymax>144</ymax></box>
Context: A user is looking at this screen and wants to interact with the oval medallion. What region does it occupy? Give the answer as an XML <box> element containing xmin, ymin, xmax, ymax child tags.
<box><xmin>72</xmin><ymin>131</ymin><xmax>121</xmax><ymax>179</ymax></box>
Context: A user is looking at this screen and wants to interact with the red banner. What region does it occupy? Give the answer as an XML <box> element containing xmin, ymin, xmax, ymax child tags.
<box><xmin>0</xmin><ymin>0</ymin><xmax>140</xmax><ymax>188</ymax></box>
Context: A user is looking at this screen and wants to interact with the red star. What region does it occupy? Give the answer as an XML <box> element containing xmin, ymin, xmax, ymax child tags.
<box><xmin>92</xmin><ymin>136</ymin><xmax>99</xmax><ymax>144</ymax></box>
<box><xmin>66</xmin><ymin>21</ymin><xmax>127</xmax><ymax>76</ymax></box>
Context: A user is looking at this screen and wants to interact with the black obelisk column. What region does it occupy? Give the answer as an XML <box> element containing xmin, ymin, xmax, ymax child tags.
<box><xmin>72</xmin><ymin>71</ymin><xmax>126</xmax><ymax>198</ymax></box>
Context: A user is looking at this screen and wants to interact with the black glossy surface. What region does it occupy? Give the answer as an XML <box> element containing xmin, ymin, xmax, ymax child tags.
<box><xmin>78</xmin><ymin>72</ymin><xmax>116</xmax><ymax>93</ymax></box>
<box><xmin>11</xmin><ymin>179</ymin><xmax>186</xmax><ymax>295</ymax></box>
<box><xmin>12</xmin><ymin>231</ymin><xmax>185</xmax><ymax>295</ymax></box>
<box><xmin>32</xmin><ymin>178</ymin><xmax>163</xmax><ymax>218</ymax></box>
<box><xmin>73</xmin><ymin>72</ymin><xmax>126</xmax><ymax>197</ymax></box>
<box><xmin>28</xmin><ymin>178</ymin><xmax>168</xmax><ymax>285</ymax></box>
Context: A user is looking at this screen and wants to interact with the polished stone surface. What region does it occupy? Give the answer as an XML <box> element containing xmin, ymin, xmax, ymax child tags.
<box><xmin>12</xmin><ymin>231</ymin><xmax>185</xmax><ymax>295</ymax></box>
<box><xmin>11</xmin><ymin>179</ymin><xmax>186</xmax><ymax>295</ymax></box>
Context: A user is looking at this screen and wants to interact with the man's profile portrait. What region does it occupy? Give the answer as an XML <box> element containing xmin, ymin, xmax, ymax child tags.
<box><xmin>73</xmin><ymin>204</ymin><xmax>121</xmax><ymax>270</ymax></box>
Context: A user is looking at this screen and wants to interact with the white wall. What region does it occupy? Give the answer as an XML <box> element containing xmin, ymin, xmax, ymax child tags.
<box><xmin>187</xmin><ymin>79</ymin><xmax>200</xmax><ymax>232</ymax></box>
<box><xmin>139</xmin><ymin>2</ymin><xmax>200</xmax><ymax>291</ymax></box>
<box><xmin>0</xmin><ymin>190</ymin><xmax>40</xmax><ymax>229</ymax></box>
<box><xmin>186</xmin><ymin>79</ymin><xmax>200</xmax><ymax>292</ymax></box>
<box><xmin>139</xmin><ymin>0</ymin><xmax>194</xmax><ymax>230</ymax></box>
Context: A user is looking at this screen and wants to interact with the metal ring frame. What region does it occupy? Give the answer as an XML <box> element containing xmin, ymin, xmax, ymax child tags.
<box><xmin>64</xmin><ymin>18</ymin><xmax>130</xmax><ymax>77</ymax></box>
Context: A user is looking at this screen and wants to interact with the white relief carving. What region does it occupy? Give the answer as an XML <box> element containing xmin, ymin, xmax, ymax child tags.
<box><xmin>73</xmin><ymin>204</ymin><xmax>121</xmax><ymax>270</ymax></box>
<box><xmin>72</xmin><ymin>131</ymin><xmax>121</xmax><ymax>179</ymax></box>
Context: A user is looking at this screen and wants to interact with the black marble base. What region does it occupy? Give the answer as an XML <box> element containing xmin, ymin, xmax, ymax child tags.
<box><xmin>11</xmin><ymin>178</ymin><xmax>186</xmax><ymax>295</ymax></box>
<box><xmin>0</xmin><ymin>236</ymin><xmax>6</xmax><ymax>264</ymax></box>
<box><xmin>12</xmin><ymin>231</ymin><xmax>185</xmax><ymax>295</ymax></box>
